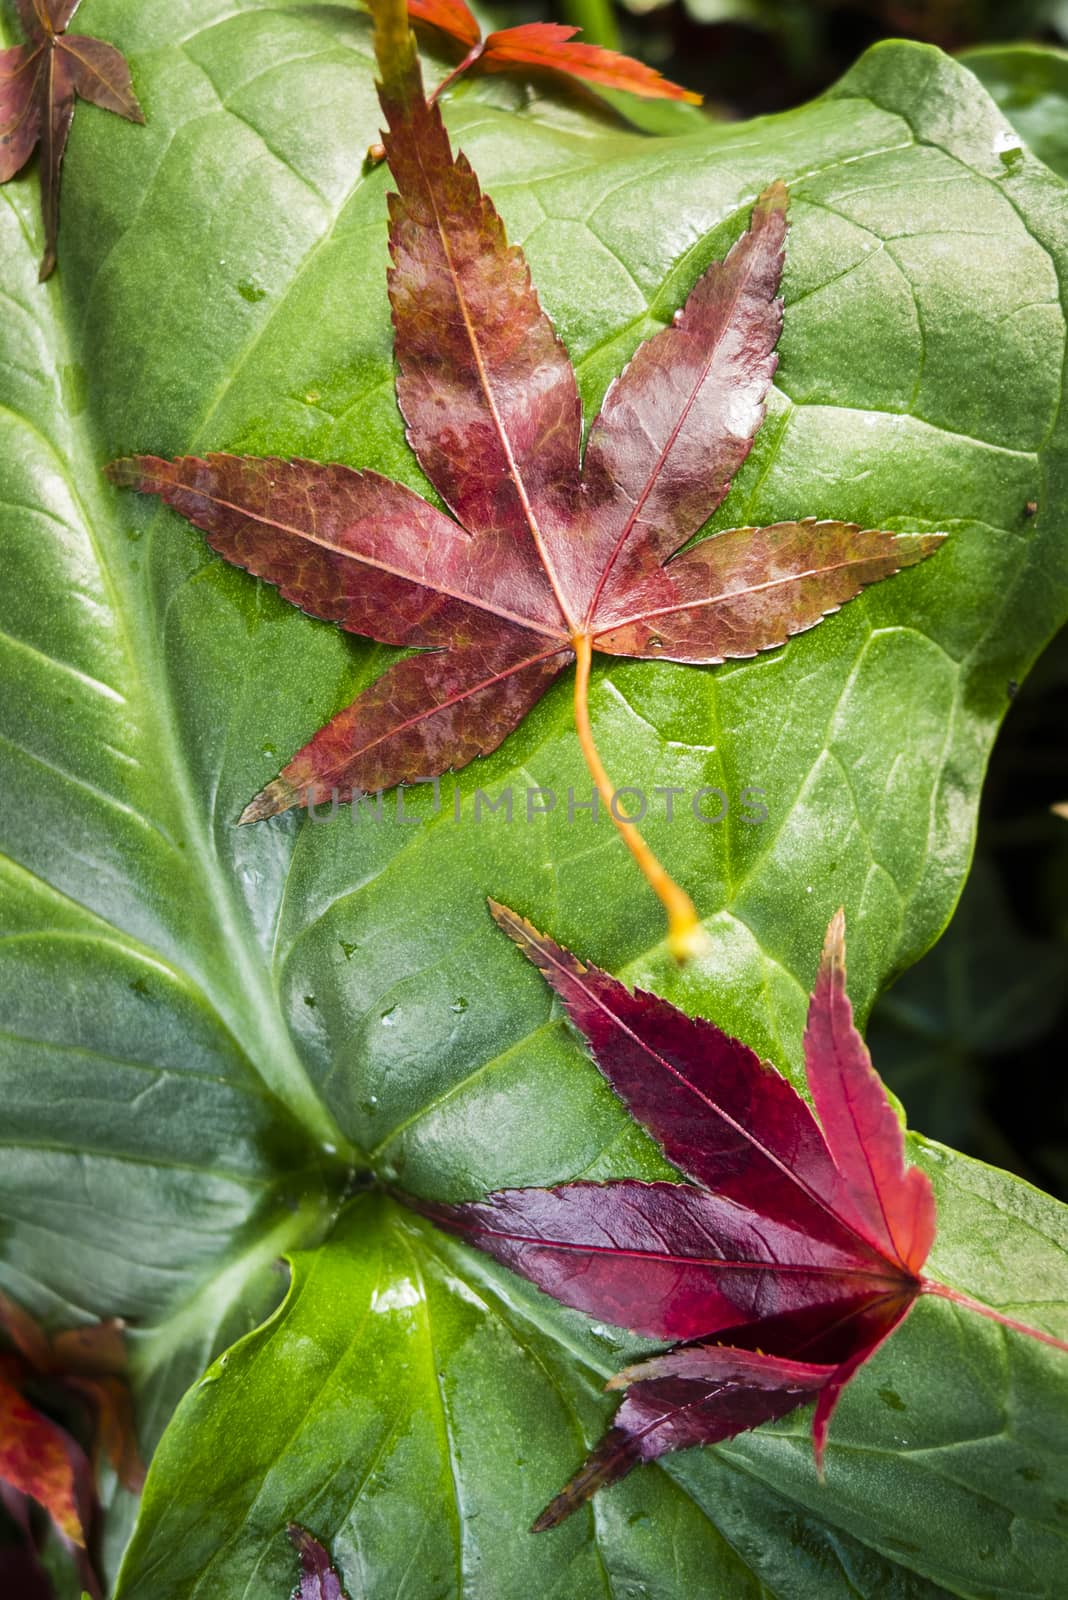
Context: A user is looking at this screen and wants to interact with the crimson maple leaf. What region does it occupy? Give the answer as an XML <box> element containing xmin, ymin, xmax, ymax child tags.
<box><xmin>0</xmin><ymin>0</ymin><xmax>143</xmax><ymax>279</ymax></box>
<box><xmin>405</xmin><ymin>0</ymin><xmax>701</xmax><ymax>107</ymax></box>
<box><xmin>418</xmin><ymin>903</ymin><xmax>1068</xmax><ymax>1528</ymax></box>
<box><xmin>0</xmin><ymin>1291</ymin><xmax>143</xmax><ymax>1594</ymax></box>
<box><xmin>108</xmin><ymin>9</ymin><xmax>943</xmax><ymax>956</ymax></box>
<box><xmin>288</xmin><ymin>1523</ymin><xmax>351</xmax><ymax>1600</ymax></box>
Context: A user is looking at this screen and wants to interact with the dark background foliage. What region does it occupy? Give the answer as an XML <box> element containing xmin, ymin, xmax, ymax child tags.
<box><xmin>491</xmin><ymin>0</ymin><xmax>1068</xmax><ymax>112</ymax></box>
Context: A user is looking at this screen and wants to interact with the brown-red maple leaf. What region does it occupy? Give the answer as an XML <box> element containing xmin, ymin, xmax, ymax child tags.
<box><xmin>417</xmin><ymin>903</ymin><xmax>1068</xmax><ymax>1528</ymax></box>
<box><xmin>0</xmin><ymin>0</ymin><xmax>143</xmax><ymax>279</ymax></box>
<box><xmin>107</xmin><ymin>3</ymin><xmax>944</xmax><ymax>957</ymax></box>
<box><xmin>405</xmin><ymin>0</ymin><xmax>701</xmax><ymax>108</ymax></box>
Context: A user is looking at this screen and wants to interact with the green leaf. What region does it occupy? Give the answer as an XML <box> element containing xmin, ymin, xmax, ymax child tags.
<box><xmin>962</xmin><ymin>45</ymin><xmax>1068</xmax><ymax>183</ymax></box>
<box><xmin>1</xmin><ymin>6</ymin><xmax>1067</xmax><ymax>1594</ymax></box>
<box><xmin>118</xmin><ymin>1175</ymin><xmax>1068</xmax><ymax>1600</ymax></box>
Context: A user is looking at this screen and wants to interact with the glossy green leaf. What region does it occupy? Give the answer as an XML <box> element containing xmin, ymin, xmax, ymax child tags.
<box><xmin>1</xmin><ymin>5</ymin><xmax>1067</xmax><ymax>1595</ymax></box>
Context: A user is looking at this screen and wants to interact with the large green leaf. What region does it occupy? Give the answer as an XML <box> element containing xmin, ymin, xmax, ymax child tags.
<box><xmin>2</xmin><ymin>4</ymin><xmax>1067</xmax><ymax>1594</ymax></box>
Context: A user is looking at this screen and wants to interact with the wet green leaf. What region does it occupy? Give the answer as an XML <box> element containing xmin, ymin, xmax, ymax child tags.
<box><xmin>2</xmin><ymin>8</ymin><xmax>1067</xmax><ymax>1594</ymax></box>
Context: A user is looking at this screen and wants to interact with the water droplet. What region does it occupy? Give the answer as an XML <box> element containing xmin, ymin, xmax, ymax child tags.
<box><xmin>450</xmin><ymin>996</ymin><xmax>469</xmax><ymax>1014</ymax></box>
<box><xmin>993</xmin><ymin>129</ymin><xmax>1023</xmax><ymax>170</ymax></box>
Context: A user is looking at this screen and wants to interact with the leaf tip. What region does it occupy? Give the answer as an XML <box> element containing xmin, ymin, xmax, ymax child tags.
<box><xmin>820</xmin><ymin>906</ymin><xmax>846</xmax><ymax>969</ymax></box>
<box><xmin>759</xmin><ymin>177</ymin><xmax>790</xmax><ymax>211</ymax></box>
<box><xmin>487</xmin><ymin>897</ymin><xmax>539</xmax><ymax>948</ymax></box>
<box><xmin>103</xmin><ymin>457</ymin><xmax>140</xmax><ymax>489</ymax></box>
<box><xmin>238</xmin><ymin>780</ymin><xmax>297</xmax><ymax>825</ymax></box>
<box><xmin>895</xmin><ymin>530</ymin><xmax>948</xmax><ymax>567</ymax></box>
<box><xmin>531</xmin><ymin>1496</ymin><xmax>570</xmax><ymax>1533</ymax></box>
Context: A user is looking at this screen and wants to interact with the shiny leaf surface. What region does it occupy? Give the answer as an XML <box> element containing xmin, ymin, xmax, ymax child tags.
<box><xmin>2</xmin><ymin>7</ymin><xmax>1067</xmax><ymax>1595</ymax></box>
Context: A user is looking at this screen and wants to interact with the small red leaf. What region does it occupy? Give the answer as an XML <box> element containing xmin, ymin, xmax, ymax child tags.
<box><xmin>287</xmin><ymin>1523</ymin><xmax>350</xmax><ymax>1600</ymax></box>
<box><xmin>480</xmin><ymin>23</ymin><xmax>701</xmax><ymax>105</ymax></box>
<box><xmin>0</xmin><ymin>1368</ymin><xmax>85</xmax><ymax>1545</ymax></box>
<box><xmin>406</xmin><ymin>0</ymin><xmax>481</xmax><ymax>49</ymax></box>
<box><xmin>0</xmin><ymin>1294</ymin><xmax>144</xmax><ymax>1497</ymax></box>
<box><xmin>0</xmin><ymin>1291</ymin><xmax>52</xmax><ymax>1370</ymax></box>
<box><xmin>62</xmin><ymin>35</ymin><xmax>145</xmax><ymax>122</ymax></box>
<box><xmin>0</xmin><ymin>0</ymin><xmax>142</xmax><ymax>278</ymax></box>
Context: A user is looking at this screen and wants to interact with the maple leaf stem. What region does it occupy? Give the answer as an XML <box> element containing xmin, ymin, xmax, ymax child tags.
<box><xmin>426</xmin><ymin>42</ymin><xmax>486</xmax><ymax>106</ymax></box>
<box><xmin>920</xmin><ymin>1278</ymin><xmax>1068</xmax><ymax>1354</ymax></box>
<box><xmin>572</xmin><ymin>634</ymin><xmax>705</xmax><ymax>961</ymax></box>
<box><xmin>370</xmin><ymin>0</ymin><xmax>421</xmax><ymax>98</ymax></box>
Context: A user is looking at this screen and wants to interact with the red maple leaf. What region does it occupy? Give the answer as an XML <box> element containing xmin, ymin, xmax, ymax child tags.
<box><xmin>0</xmin><ymin>0</ymin><xmax>143</xmax><ymax>279</ymax></box>
<box><xmin>287</xmin><ymin>1523</ymin><xmax>351</xmax><ymax>1600</ymax></box>
<box><xmin>108</xmin><ymin>12</ymin><xmax>943</xmax><ymax>956</ymax></box>
<box><xmin>405</xmin><ymin>0</ymin><xmax>701</xmax><ymax>107</ymax></box>
<box><xmin>418</xmin><ymin>903</ymin><xmax>1068</xmax><ymax>1528</ymax></box>
<box><xmin>0</xmin><ymin>1292</ymin><xmax>143</xmax><ymax>1594</ymax></box>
